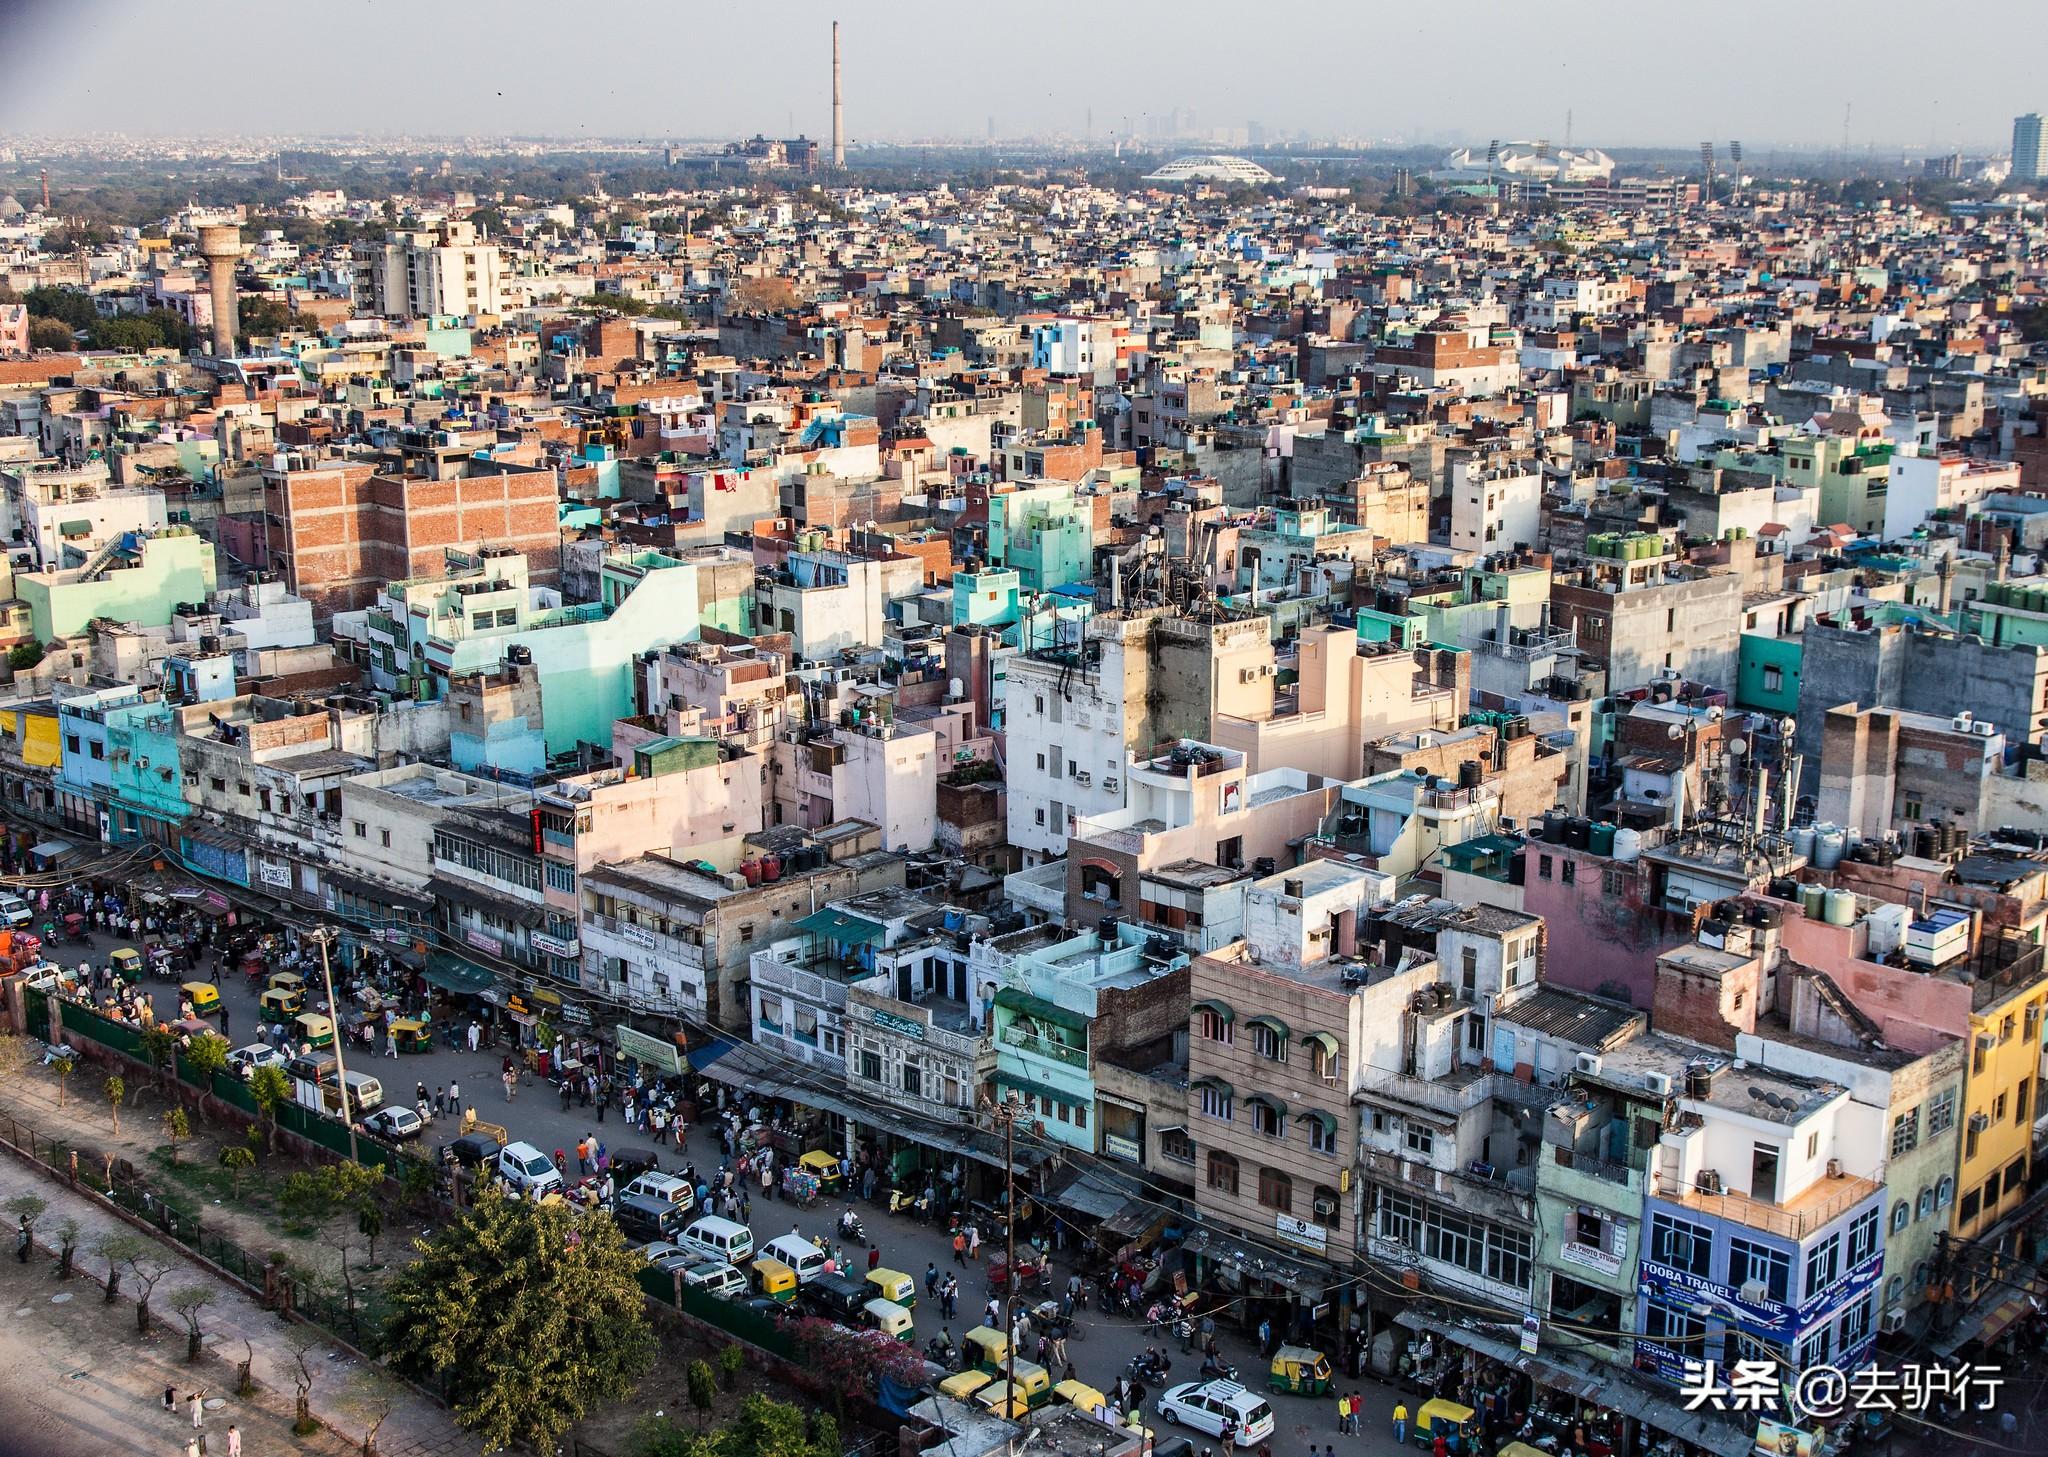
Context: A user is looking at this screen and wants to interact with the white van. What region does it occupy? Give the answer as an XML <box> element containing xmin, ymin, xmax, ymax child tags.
<box><xmin>679</xmin><ymin>1214</ymin><xmax>753</xmax><ymax>1266</ymax></box>
<box><xmin>761</xmin><ymin>1233</ymin><xmax>828</xmax><ymax>1285</ymax></box>
<box><xmin>321</xmin><ymin>1070</ymin><xmax>384</xmax><ymax>1115</ymax></box>
<box><xmin>621</xmin><ymin>1171</ymin><xmax>696</xmax><ymax>1211</ymax></box>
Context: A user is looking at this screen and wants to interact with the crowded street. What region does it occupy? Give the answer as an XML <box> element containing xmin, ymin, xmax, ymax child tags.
<box><xmin>15</xmin><ymin>874</ymin><xmax>1435</xmax><ymax>1457</ymax></box>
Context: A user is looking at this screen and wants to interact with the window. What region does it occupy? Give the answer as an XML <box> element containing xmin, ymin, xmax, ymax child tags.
<box><xmin>1538</xmin><ymin>854</ymin><xmax>1553</xmax><ymax>880</ymax></box>
<box><xmin>1561</xmin><ymin>860</ymin><xmax>1576</xmax><ymax>885</ymax></box>
<box><xmin>901</xmin><ymin>1064</ymin><xmax>922</xmax><ymax>1097</ymax></box>
<box><xmin>1960</xmin><ymin>1188</ymin><xmax>1981</xmax><ymax>1226</ymax></box>
<box><xmin>1602</xmin><ymin>867</ymin><xmax>1625</xmax><ymax>896</ymax></box>
<box><xmin>2005</xmin><ymin>1156</ymin><xmax>2027</xmax><ymax>1196</ymax></box>
<box><xmin>1199</xmin><ymin>1009</ymin><xmax>1232</xmax><ymax>1044</ymax></box>
<box><xmin>1643</xmin><ymin>1299</ymin><xmax>1707</xmax><ymax>1350</ymax></box>
<box><xmin>1994</xmin><ymin>1091</ymin><xmax>2008</xmax><ymax>1123</ymax></box>
<box><xmin>1903</xmin><ymin>798</ymin><xmax>1922</xmax><ymax>821</ymax></box>
<box><xmin>1199</xmin><ymin>1085</ymin><xmax>1232</xmax><ymax>1121</ymax></box>
<box><xmin>63</xmin><ymin>735</ymin><xmax>79</xmax><ymax>754</ymax></box>
<box><xmin>1251</xmin><ymin>1023</ymin><xmax>1286</xmax><ymax>1061</ymax></box>
<box><xmin>1847</xmin><ymin>1207</ymin><xmax>1879</xmax><ymax>1266</ymax></box>
<box><xmin>1966</xmin><ymin>1121</ymin><xmax>1981</xmax><ymax>1160</ymax></box>
<box><xmin>1890</xmin><ymin>1107</ymin><xmax>1920</xmax><ymax>1157</ymax></box>
<box><xmin>1258</xmin><ymin>1167</ymin><xmax>1293</xmax><ymax>1212</ymax></box>
<box><xmin>1206</xmin><ymin>1152</ymin><xmax>1239</xmax><ymax>1195</ymax></box>
<box><xmin>1461</xmin><ymin>947</ymin><xmax>1478</xmax><ymax>996</ymax></box>
<box><xmin>1805</xmin><ymin>1235</ymin><xmax>1840</xmax><ymax>1294</ymax></box>
<box><xmin>352</xmin><ymin>821</ymin><xmax>366</xmax><ymax>838</ymax></box>
<box><xmin>1651</xmin><ymin>1213</ymin><xmax>1713</xmax><ymax>1277</ymax></box>
<box><xmin>1160</xmin><ymin>1127</ymin><xmax>1194</xmax><ymax>1165</ymax></box>
<box><xmin>211</xmin><ymin>777</ymin><xmax>228</xmax><ymax>793</ymax></box>
<box><xmin>1839</xmin><ymin>1294</ymin><xmax>1873</xmax><ymax>1350</ymax></box>
<box><xmin>1799</xmin><ymin>1328</ymin><xmax>1830</xmax><ymax>1370</ymax></box>
<box><xmin>1034</xmin><ymin>808</ymin><xmax>1045</xmax><ymax>826</ymax></box>
<box><xmin>1762</xmin><ymin>665</ymin><xmax>1784</xmax><ymax>692</ymax></box>
<box><xmin>2017</xmin><ymin>1078</ymin><xmax>2033</xmax><ymax>1124</ymax></box>
<box><xmin>1917</xmin><ymin>1187</ymin><xmax>1935</xmax><ymax>1220</ymax></box>
<box><xmin>1891</xmin><ymin>1201</ymin><xmax>1910</xmax><ymax>1234</ymax></box>
<box><xmin>1308</xmin><ymin>1116</ymin><xmax>1337</xmax><ymax>1155</ymax></box>
<box><xmin>379</xmin><ymin>828</ymin><xmax>391</xmax><ymax>848</ymax></box>
<box><xmin>1403</xmin><ymin>1124</ymin><xmax>1436</xmax><ymax>1159</ymax></box>
<box><xmin>1727</xmin><ymin>1237</ymin><xmax>1790</xmax><ymax>1303</ymax></box>
<box><xmin>1377</xmin><ymin>1189</ymin><xmax>1422</xmax><ymax>1248</ymax></box>
<box><xmin>1249</xmin><ymin>1100</ymin><xmax>1284</xmax><ymax>1138</ymax></box>
<box><xmin>1936</xmin><ymin>1176</ymin><xmax>1954</xmax><ymax>1209</ymax></box>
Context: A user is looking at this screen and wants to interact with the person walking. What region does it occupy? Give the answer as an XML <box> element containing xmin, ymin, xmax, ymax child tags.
<box><xmin>867</xmin><ymin>1244</ymin><xmax>881</xmax><ymax>1272</ymax></box>
<box><xmin>225</xmin><ymin>1425</ymin><xmax>241</xmax><ymax>1457</ymax></box>
<box><xmin>1391</xmin><ymin>1402</ymin><xmax>1407</xmax><ymax>1445</ymax></box>
<box><xmin>448</xmin><ymin>1079</ymin><xmax>461</xmax><ymax>1112</ymax></box>
<box><xmin>952</xmin><ymin>1229</ymin><xmax>967</xmax><ymax>1265</ymax></box>
<box><xmin>966</xmin><ymin>1223</ymin><xmax>980</xmax><ymax>1260</ymax></box>
<box><xmin>163</xmin><ymin>1383</ymin><xmax>178</xmax><ymax>1413</ymax></box>
<box><xmin>925</xmin><ymin>1262</ymin><xmax>940</xmax><ymax>1297</ymax></box>
<box><xmin>467</xmin><ymin>1020</ymin><xmax>480</xmax><ymax>1053</ymax></box>
<box><xmin>502</xmin><ymin>1068</ymin><xmax>517</xmax><ymax>1102</ymax></box>
<box><xmin>13</xmin><ymin>1215</ymin><xmax>29</xmax><ymax>1263</ymax></box>
<box><xmin>595</xmin><ymin>1085</ymin><xmax>607</xmax><ymax>1123</ymax></box>
<box><xmin>188</xmin><ymin>1390</ymin><xmax>205</xmax><ymax>1430</ymax></box>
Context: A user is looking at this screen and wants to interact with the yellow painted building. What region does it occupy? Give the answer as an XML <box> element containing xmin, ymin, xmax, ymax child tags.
<box><xmin>1953</xmin><ymin>969</ymin><xmax>2048</xmax><ymax>1241</ymax></box>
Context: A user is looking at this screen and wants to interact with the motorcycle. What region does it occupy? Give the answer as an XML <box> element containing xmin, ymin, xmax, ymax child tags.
<box><xmin>837</xmin><ymin>1209</ymin><xmax>867</xmax><ymax>1243</ymax></box>
<box><xmin>1125</xmin><ymin>1350</ymin><xmax>1171</xmax><ymax>1383</ymax></box>
<box><xmin>925</xmin><ymin>1336</ymin><xmax>957</xmax><ymax>1367</ymax></box>
<box><xmin>889</xmin><ymin>1188</ymin><xmax>934</xmax><ymax>1223</ymax></box>
<box><xmin>1199</xmin><ymin>1354</ymin><xmax>1237</xmax><ymax>1382</ymax></box>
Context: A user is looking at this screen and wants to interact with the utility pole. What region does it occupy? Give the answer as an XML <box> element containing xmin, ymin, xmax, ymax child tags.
<box><xmin>983</xmin><ymin>1092</ymin><xmax>1022</xmax><ymax>1411</ymax></box>
<box><xmin>309</xmin><ymin>926</ymin><xmax>359</xmax><ymax>1165</ymax></box>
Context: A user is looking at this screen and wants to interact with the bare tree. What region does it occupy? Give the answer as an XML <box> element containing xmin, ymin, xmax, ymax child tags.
<box><xmin>284</xmin><ymin>1325</ymin><xmax>322</xmax><ymax>1435</ymax></box>
<box><xmin>54</xmin><ymin>1216</ymin><xmax>81</xmax><ymax>1279</ymax></box>
<box><xmin>169</xmin><ymin>1285</ymin><xmax>214</xmax><ymax>1361</ymax></box>
<box><xmin>342</xmin><ymin>1371</ymin><xmax>396</xmax><ymax>1457</ymax></box>
<box><xmin>123</xmin><ymin>1251</ymin><xmax>175</xmax><ymax>1335</ymax></box>
<box><xmin>235</xmin><ymin>1337</ymin><xmax>256</xmax><ymax>1398</ymax></box>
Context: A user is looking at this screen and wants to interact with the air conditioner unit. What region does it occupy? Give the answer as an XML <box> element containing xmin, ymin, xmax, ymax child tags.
<box><xmin>1738</xmin><ymin>1279</ymin><xmax>1769</xmax><ymax>1305</ymax></box>
<box><xmin>1826</xmin><ymin>1157</ymin><xmax>1843</xmax><ymax>1179</ymax></box>
<box><xmin>1575</xmin><ymin>1053</ymin><xmax>1603</xmax><ymax>1075</ymax></box>
<box><xmin>1645</xmin><ymin>1072</ymin><xmax>1673</xmax><ymax>1097</ymax></box>
<box><xmin>1879</xmin><ymin>1308</ymin><xmax>1906</xmax><ymax>1335</ymax></box>
<box><xmin>1313</xmin><ymin>1196</ymin><xmax>1338</xmax><ymax>1219</ymax></box>
<box><xmin>1968</xmin><ymin>1112</ymin><xmax>1989</xmax><ymax>1133</ymax></box>
<box><xmin>1695</xmin><ymin>1169</ymin><xmax>1723</xmax><ymax>1194</ymax></box>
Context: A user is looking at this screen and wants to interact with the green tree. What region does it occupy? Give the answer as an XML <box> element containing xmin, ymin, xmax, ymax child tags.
<box><xmin>249</xmin><ymin>1063</ymin><xmax>288</xmax><ymax>1152</ymax></box>
<box><xmin>92</xmin><ymin>1232</ymin><xmax>145</xmax><ymax>1302</ymax></box>
<box><xmin>139</xmin><ymin>1023</ymin><xmax>177</xmax><ymax>1088</ymax></box>
<box><xmin>183</xmin><ymin>1030</ymin><xmax>230</xmax><ymax>1082</ymax></box>
<box><xmin>86</xmin><ymin>315</ymin><xmax>165</xmax><ymax>352</ymax></box>
<box><xmin>169</xmin><ymin>1285</ymin><xmax>213</xmax><ymax>1361</ymax></box>
<box><xmin>123</xmin><ymin>1249</ymin><xmax>174</xmax><ymax>1335</ymax></box>
<box><xmin>718</xmin><ymin>1342</ymin><xmax>744</xmax><ymax>1390</ymax></box>
<box><xmin>687</xmin><ymin>1359</ymin><xmax>716</xmax><ymax>1426</ymax></box>
<box><xmin>238</xmin><ymin>294</ymin><xmax>316</xmax><ymax>342</ymax></box>
<box><xmin>54</xmin><ymin>1216</ymin><xmax>81</xmax><ymax>1279</ymax></box>
<box><xmin>219</xmin><ymin>1144</ymin><xmax>255</xmax><ymax>1198</ymax></box>
<box><xmin>103</xmin><ymin>1075</ymin><xmax>124</xmax><ymax>1135</ymax></box>
<box><xmin>162</xmin><ymin>1107</ymin><xmax>190</xmax><ymax>1165</ymax></box>
<box><xmin>28</xmin><ymin>318</ymin><xmax>75</xmax><ymax>351</ymax></box>
<box><xmin>384</xmin><ymin>1189</ymin><xmax>653</xmax><ymax>1452</ymax></box>
<box><xmin>635</xmin><ymin>1394</ymin><xmax>839</xmax><ymax>1457</ymax></box>
<box><xmin>4</xmin><ymin>1194</ymin><xmax>46</xmax><ymax>1257</ymax></box>
<box><xmin>23</xmin><ymin>286</ymin><xmax>96</xmax><ymax>328</ymax></box>
<box><xmin>6</xmin><ymin>641</ymin><xmax>42</xmax><ymax>672</ymax></box>
<box><xmin>50</xmin><ymin>1052</ymin><xmax>74</xmax><ymax>1107</ymax></box>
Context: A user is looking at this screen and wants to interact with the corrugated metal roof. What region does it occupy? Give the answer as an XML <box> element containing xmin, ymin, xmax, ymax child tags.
<box><xmin>1494</xmin><ymin>985</ymin><xmax>1638</xmax><ymax>1046</ymax></box>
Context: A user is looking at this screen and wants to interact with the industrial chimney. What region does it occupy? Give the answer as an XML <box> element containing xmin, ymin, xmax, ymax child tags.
<box><xmin>831</xmin><ymin>20</ymin><xmax>845</xmax><ymax>168</ymax></box>
<box><xmin>197</xmin><ymin>223</ymin><xmax>242</xmax><ymax>358</ymax></box>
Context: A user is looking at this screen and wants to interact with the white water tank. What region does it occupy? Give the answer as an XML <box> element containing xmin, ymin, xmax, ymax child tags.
<box><xmin>1612</xmin><ymin>827</ymin><xmax>1643</xmax><ymax>862</ymax></box>
<box><xmin>1813</xmin><ymin>826</ymin><xmax>1846</xmax><ymax>870</ymax></box>
<box><xmin>1824</xmin><ymin>888</ymin><xmax>1857</xmax><ymax>926</ymax></box>
<box><xmin>1792</xmin><ymin>825</ymin><xmax>1817</xmax><ymax>860</ymax></box>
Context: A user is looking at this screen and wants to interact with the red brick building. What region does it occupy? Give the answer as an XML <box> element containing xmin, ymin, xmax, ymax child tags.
<box><xmin>261</xmin><ymin>443</ymin><xmax>560</xmax><ymax>616</ymax></box>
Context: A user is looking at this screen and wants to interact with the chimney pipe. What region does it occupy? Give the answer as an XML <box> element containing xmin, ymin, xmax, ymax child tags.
<box><xmin>831</xmin><ymin>21</ymin><xmax>845</xmax><ymax>168</ymax></box>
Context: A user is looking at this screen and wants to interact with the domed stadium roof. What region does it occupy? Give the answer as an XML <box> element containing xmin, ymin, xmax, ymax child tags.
<box><xmin>1441</xmin><ymin>143</ymin><xmax>1615</xmax><ymax>183</ymax></box>
<box><xmin>1143</xmin><ymin>155</ymin><xmax>1279</xmax><ymax>184</ymax></box>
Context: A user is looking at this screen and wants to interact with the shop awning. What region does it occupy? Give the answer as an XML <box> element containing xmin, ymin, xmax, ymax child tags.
<box><xmin>28</xmin><ymin>839</ymin><xmax>74</xmax><ymax>861</ymax></box>
<box><xmin>1247</xmin><ymin>1013</ymin><xmax>1290</xmax><ymax>1040</ymax></box>
<box><xmin>1301</xmin><ymin>1030</ymin><xmax>1339</xmax><ymax>1060</ymax></box>
<box><xmin>792</xmin><ymin>908</ymin><xmax>885</xmax><ymax>946</ymax></box>
<box><xmin>58</xmin><ymin>519</ymin><xmax>91</xmax><ymax>537</ymax></box>
<box><xmin>1181</xmin><ymin>1225</ymin><xmax>1332</xmax><ymax>1298</ymax></box>
<box><xmin>992</xmin><ymin>1070</ymin><xmax>1086</xmax><ymax>1108</ymax></box>
<box><xmin>993</xmin><ymin>986</ymin><xmax>1087</xmax><ymax>1034</ymax></box>
<box><xmin>687</xmin><ymin>1032</ymin><xmax>742</xmax><ymax>1071</ymax></box>
<box><xmin>428</xmin><ymin>877</ymin><xmax>544</xmax><ymax>928</ymax></box>
<box><xmin>422</xmin><ymin>954</ymin><xmax>495</xmax><ymax>994</ymax></box>
<box><xmin>1392</xmin><ymin>1312</ymin><xmax>1752</xmax><ymax>1457</ymax></box>
<box><xmin>1191</xmin><ymin>998</ymin><xmax>1234</xmax><ymax>1024</ymax></box>
<box><xmin>1044</xmin><ymin>1165</ymin><xmax>1149</xmax><ymax>1222</ymax></box>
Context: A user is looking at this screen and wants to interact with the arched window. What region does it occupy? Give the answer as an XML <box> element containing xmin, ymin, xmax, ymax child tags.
<box><xmin>1890</xmin><ymin>1201</ymin><xmax>1910</xmax><ymax>1233</ymax></box>
<box><xmin>1916</xmin><ymin>1187</ymin><xmax>1935</xmax><ymax>1220</ymax></box>
<box><xmin>1936</xmin><ymin>1176</ymin><xmax>1954</xmax><ymax>1209</ymax></box>
<box><xmin>1258</xmin><ymin>1167</ymin><xmax>1293</xmax><ymax>1213</ymax></box>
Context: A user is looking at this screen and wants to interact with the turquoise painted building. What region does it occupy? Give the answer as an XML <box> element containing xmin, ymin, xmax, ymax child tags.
<box><xmin>952</xmin><ymin>567</ymin><xmax>1022</xmax><ymax>630</ymax></box>
<box><xmin>1735</xmin><ymin>634</ymin><xmax>1804</xmax><ymax>716</ymax></box>
<box><xmin>103</xmin><ymin>701</ymin><xmax>189</xmax><ymax>843</ymax></box>
<box><xmin>989</xmin><ymin>926</ymin><xmax>1190</xmax><ymax>1152</ymax></box>
<box><xmin>986</xmin><ymin>484</ymin><xmax>1093</xmax><ymax>594</ymax></box>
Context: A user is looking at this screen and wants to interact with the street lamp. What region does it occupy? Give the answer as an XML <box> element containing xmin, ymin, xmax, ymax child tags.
<box><xmin>308</xmin><ymin>925</ymin><xmax>359</xmax><ymax>1165</ymax></box>
<box><xmin>980</xmin><ymin>1092</ymin><xmax>1023</xmax><ymax>1412</ymax></box>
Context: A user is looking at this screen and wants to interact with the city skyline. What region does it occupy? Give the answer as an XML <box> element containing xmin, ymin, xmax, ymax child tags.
<box><xmin>1</xmin><ymin>0</ymin><xmax>2040</xmax><ymax>154</ymax></box>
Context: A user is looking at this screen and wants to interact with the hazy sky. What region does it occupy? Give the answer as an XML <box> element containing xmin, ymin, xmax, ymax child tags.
<box><xmin>1</xmin><ymin>0</ymin><xmax>2038</xmax><ymax>152</ymax></box>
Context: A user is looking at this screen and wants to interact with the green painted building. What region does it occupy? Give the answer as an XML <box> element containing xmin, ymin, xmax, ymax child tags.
<box><xmin>1735</xmin><ymin>633</ymin><xmax>1804</xmax><ymax>715</ymax></box>
<box><xmin>17</xmin><ymin>527</ymin><xmax>216</xmax><ymax>641</ymax></box>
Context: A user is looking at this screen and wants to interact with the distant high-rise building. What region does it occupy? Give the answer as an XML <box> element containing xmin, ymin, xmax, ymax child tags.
<box><xmin>2014</xmin><ymin>113</ymin><xmax>2045</xmax><ymax>180</ymax></box>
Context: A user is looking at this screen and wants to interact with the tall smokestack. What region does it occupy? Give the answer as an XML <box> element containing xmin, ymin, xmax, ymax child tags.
<box><xmin>831</xmin><ymin>20</ymin><xmax>844</xmax><ymax>168</ymax></box>
<box><xmin>39</xmin><ymin>170</ymin><xmax>49</xmax><ymax>212</ymax></box>
<box><xmin>197</xmin><ymin>223</ymin><xmax>241</xmax><ymax>359</ymax></box>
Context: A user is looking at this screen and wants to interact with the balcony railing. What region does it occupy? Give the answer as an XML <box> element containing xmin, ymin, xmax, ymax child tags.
<box><xmin>1000</xmin><ymin>1025</ymin><xmax>1088</xmax><ymax>1068</ymax></box>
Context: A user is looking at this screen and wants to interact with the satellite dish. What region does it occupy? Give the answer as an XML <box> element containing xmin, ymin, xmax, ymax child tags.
<box><xmin>1728</xmin><ymin>739</ymin><xmax>1747</xmax><ymax>757</ymax></box>
<box><xmin>1668</xmin><ymin>722</ymin><xmax>1686</xmax><ymax>740</ymax></box>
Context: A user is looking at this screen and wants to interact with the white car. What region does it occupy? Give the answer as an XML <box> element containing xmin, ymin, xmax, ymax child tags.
<box><xmin>228</xmin><ymin>1043</ymin><xmax>287</xmax><ymax>1080</ymax></box>
<box><xmin>361</xmin><ymin>1106</ymin><xmax>424</xmax><ymax>1142</ymax></box>
<box><xmin>621</xmin><ymin>1171</ymin><xmax>696</xmax><ymax>1211</ymax></box>
<box><xmin>497</xmin><ymin>1141</ymin><xmax>564</xmax><ymax>1197</ymax></box>
<box><xmin>1156</xmin><ymin>1381</ymin><xmax>1274</xmax><ymax>1447</ymax></box>
<box><xmin>680</xmin><ymin>1258</ymin><xmax>746</xmax><ymax>1299</ymax></box>
<box><xmin>0</xmin><ymin>894</ymin><xmax>31</xmax><ymax>928</ymax></box>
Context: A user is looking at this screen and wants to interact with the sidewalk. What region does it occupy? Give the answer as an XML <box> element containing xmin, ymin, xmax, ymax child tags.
<box><xmin>0</xmin><ymin>1157</ymin><xmax>475</xmax><ymax>1457</ymax></box>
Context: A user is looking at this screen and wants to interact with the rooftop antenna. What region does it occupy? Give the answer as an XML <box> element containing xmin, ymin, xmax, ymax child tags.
<box><xmin>1564</xmin><ymin>110</ymin><xmax>1573</xmax><ymax>151</ymax></box>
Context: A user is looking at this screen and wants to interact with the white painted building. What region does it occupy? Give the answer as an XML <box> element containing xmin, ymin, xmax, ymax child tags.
<box><xmin>1002</xmin><ymin>617</ymin><xmax>1149</xmax><ymax>864</ymax></box>
<box><xmin>1449</xmin><ymin>459</ymin><xmax>1544</xmax><ymax>554</ymax></box>
<box><xmin>1</xmin><ymin>457</ymin><xmax>166</xmax><ymax>571</ymax></box>
<box><xmin>356</xmin><ymin>221</ymin><xmax>506</xmax><ymax>319</ymax></box>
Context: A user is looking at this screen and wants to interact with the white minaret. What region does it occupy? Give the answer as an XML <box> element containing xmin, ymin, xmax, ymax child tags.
<box><xmin>832</xmin><ymin>21</ymin><xmax>845</xmax><ymax>168</ymax></box>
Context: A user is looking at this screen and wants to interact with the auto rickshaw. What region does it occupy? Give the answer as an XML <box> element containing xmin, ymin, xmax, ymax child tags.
<box><xmin>866</xmin><ymin>1266</ymin><xmax>916</xmax><ymax>1309</ymax></box>
<box><xmin>1495</xmin><ymin>1446</ymin><xmax>1548</xmax><ymax>1457</ymax></box>
<box><xmin>963</xmin><ymin>1325</ymin><xmax>1010</xmax><ymax>1374</ymax></box>
<box><xmin>861</xmin><ymin>1297</ymin><xmax>914</xmax><ymax>1342</ymax></box>
<box><xmin>292</xmin><ymin>1012</ymin><xmax>335</xmax><ymax>1049</ymax></box>
<box><xmin>937</xmin><ymin>1370</ymin><xmax>993</xmax><ymax>1402</ymax></box>
<box><xmin>1413</xmin><ymin>1398</ymin><xmax>1477</xmax><ymax>1452</ymax></box>
<box><xmin>390</xmin><ymin>1018</ymin><xmax>433</xmax><ymax>1053</ymax></box>
<box><xmin>797</xmin><ymin>1149</ymin><xmax>844</xmax><ymax>1192</ymax></box>
<box><xmin>181</xmin><ymin>981</ymin><xmax>221</xmax><ymax>1017</ymax></box>
<box><xmin>259</xmin><ymin>984</ymin><xmax>305</xmax><ymax>1021</ymax></box>
<box><xmin>977</xmin><ymin>1360</ymin><xmax>1050</xmax><ymax>1412</ymax></box>
<box><xmin>1269</xmin><ymin>1344</ymin><xmax>1333</xmax><ymax>1396</ymax></box>
<box><xmin>267</xmin><ymin>970</ymin><xmax>306</xmax><ymax>998</ymax></box>
<box><xmin>749</xmin><ymin>1256</ymin><xmax>798</xmax><ymax>1304</ymax></box>
<box><xmin>1052</xmin><ymin>1379</ymin><xmax>1108</xmax><ymax>1415</ymax></box>
<box><xmin>109</xmin><ymin>947</ymin><xmax>143</xmax><ymax>984</ymax></box>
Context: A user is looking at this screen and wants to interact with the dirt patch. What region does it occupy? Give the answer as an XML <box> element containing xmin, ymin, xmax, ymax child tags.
<box><xmin>0</xmin><ymin>1239</ymin><xmax>352</xmax><ymax>1457</ymax></box>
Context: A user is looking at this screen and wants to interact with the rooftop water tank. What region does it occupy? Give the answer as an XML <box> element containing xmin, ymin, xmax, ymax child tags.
<box><xmin>1824</xmin><ymin>887</ymin><xmax>1857</xmax><ymax>926</ymax></box>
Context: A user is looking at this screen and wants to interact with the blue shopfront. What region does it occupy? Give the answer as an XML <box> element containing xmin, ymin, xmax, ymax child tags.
<box><xmin>1633</xmin><ymin>1187</ymin><xmax>1885</xmax><ymax>1385</ymax></box>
